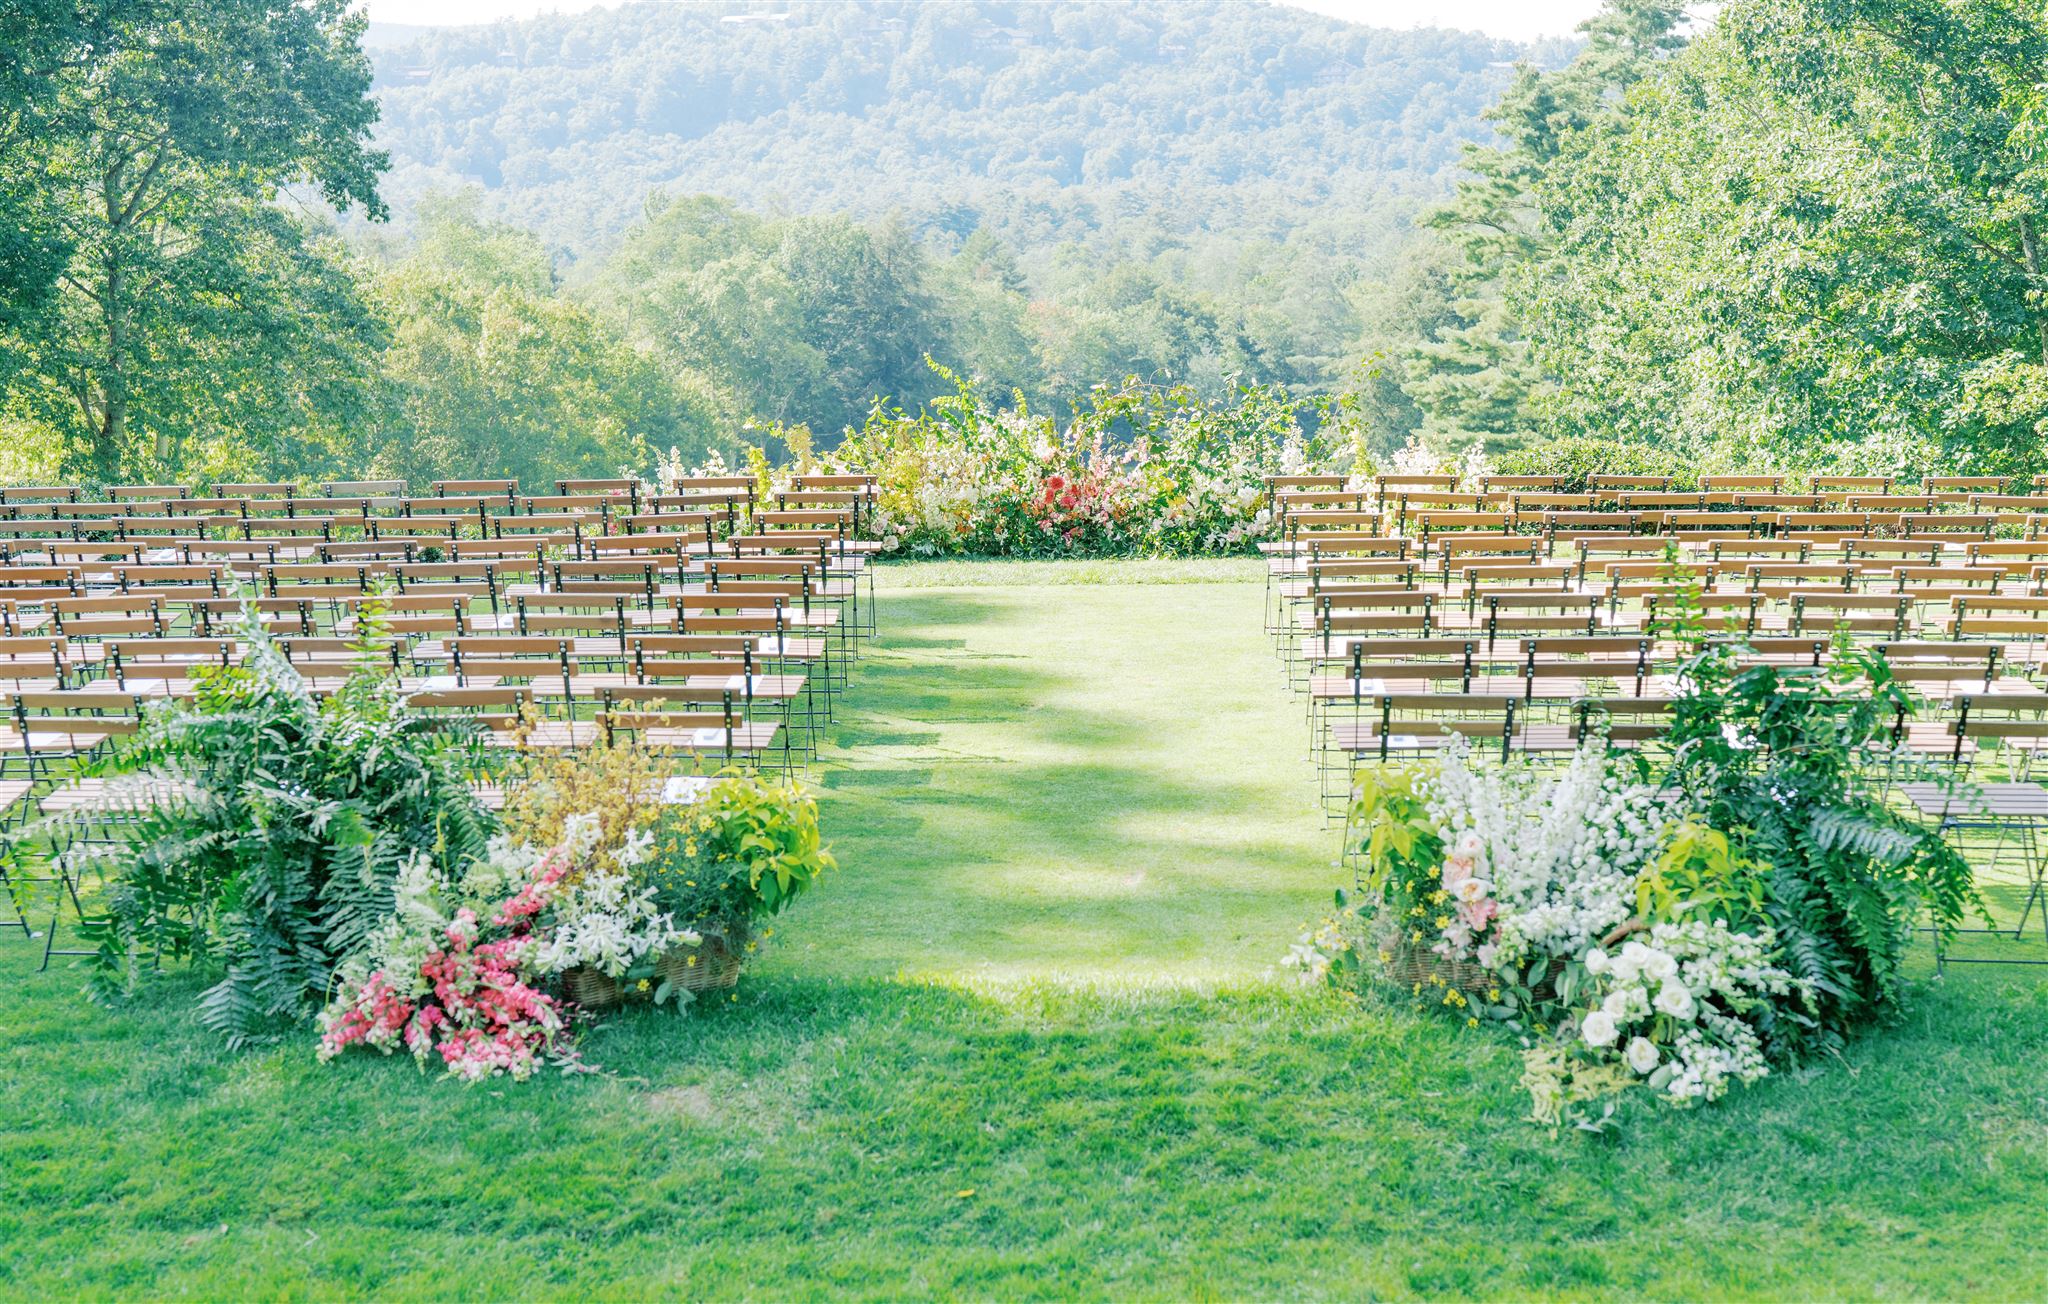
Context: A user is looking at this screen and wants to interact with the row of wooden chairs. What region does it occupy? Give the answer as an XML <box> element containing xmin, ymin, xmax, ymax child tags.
<box><xmin>1261</xmin><ymin>474</ymin><xmax>2048</xmax><ymax>965</ymax></box>
<box><xmin>0</xmin><ymin>474</ymin><xmax>888</xmax><ymax>967</ymax></box>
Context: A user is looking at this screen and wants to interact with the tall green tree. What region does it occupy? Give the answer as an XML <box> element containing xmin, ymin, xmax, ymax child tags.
<box><xmin>371</xmin><ymin>200</ymin><xmax>727</xmax><ymax>489</ymax></box>
<box><xmin>1520</xmin><ymin>0</ymin><xmax>2048</xmax><ymax>475</ymax></box>
<box><xmin>1</xmin><ymin>0</ymin><xmax>388</xmax><ymax>480</ymax></box>
<box><xmin>593</xmin><ymin>197</ymin><xmax>955</xmax><ymax>436</ymax></box>
<box><xmin>1404</xmin><ymin>0</ymin><xmax>1687</xmax><ymax>444</ymax></box>
<box><xmin>0</xmin><ymin>0</ymin><xmax>86</xmax><ymax>373</ymax></box>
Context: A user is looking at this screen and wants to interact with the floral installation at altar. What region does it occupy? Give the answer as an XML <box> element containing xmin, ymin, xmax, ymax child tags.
<box><xmin>672</xmin><ymin>363</ymin><xmax>1362</xmax><ymax>559</ymax></box>
<box><xmin>1286</xmin><ymin>623</ymin><xmax>1983</xmax><ymax>1131</ymax></box>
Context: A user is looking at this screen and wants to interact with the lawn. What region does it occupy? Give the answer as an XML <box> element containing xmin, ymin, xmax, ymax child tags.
<box><xmin>3</xmin><ymin>560</ymin><xmax>2046</xmax><ymax>1300</ymax></box>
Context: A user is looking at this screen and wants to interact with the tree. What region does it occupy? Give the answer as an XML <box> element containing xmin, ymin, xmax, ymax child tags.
<box><xmin>370</xmin><ymin>201</ymin><xmax>727</xmax><ymax>489</ymax></box>
<box><xmin>1515</xmin><ymin>0</ymin><xmax>2048</xmax><ymax>475</ymax></box>
<box><xmin>592</xmin><ymin>197</ymin><xmax>956</xmax><ymax>437</ymax></box>
<box><xmin>1</xmin><ymin>0</ymin><xmax>388</xmax><ymax>480</ymax></box>
<box><xmin>1404</xmin><ymin>0</ymin><xmax>1687</xmax><ymax>446</ymax></box>
<box><xmin>0</xmin><ymin>0</ymin><xmax>86</xmax><ymax>377</ymax></box>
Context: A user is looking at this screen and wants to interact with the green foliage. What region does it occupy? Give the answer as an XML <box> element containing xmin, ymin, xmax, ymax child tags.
<box><xmin>1403</xmin><ymin>1</ymin><xmax>1688</xmax><ymax>445</ymax></box>
<box><xmin>669</xmin><ymin>773</ymin><xmax>836</xmax><ymax>926</ymax></box>
<box><xmin>76</xmin><ymin>602</ymin><xmax>493</xmax><ymax>1044</ymax></box>
<box><xmin>365</xmin><ymin>196</ymin><xmax>728</xmax><ymax>488</ymax></box>
<box><xmin>1511</xmin><ymin>0</ymin><xmax>2048</xmax><ymax>474</ymax></box>
<box><xmin>1661</xmin><ymin>604</ymin><xmax>1982</xmax><ymax>1056</ymax></box>
<box><xmin>1347</xmin><ymin>765</ymin><xmax>1447</xmax><ymax>909</ymax></box>
<box><xmin>0</xmin><ymin>0</ymin><xmax>390</xmax><ymax>481</ymax></box>
<box><xmin>590</xmin><ymin>197</ymin><xmax>945</xmax><ymax>437</ymax></box>
<box><xmin>1635</xmin><ymin>823</ymin><xmax>1768</xmax><ymax>931</ymax></box>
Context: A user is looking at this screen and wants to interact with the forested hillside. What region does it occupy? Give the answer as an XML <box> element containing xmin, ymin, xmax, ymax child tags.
<box><xmin>350</xmin><ymin>1</ymin><xmax>1548</xmax><ymax>437</ymax></box>
<box><xmin>364</xmin><ymin>1</ymin><xmax>1535</xmax><ymax>264</ymax></box>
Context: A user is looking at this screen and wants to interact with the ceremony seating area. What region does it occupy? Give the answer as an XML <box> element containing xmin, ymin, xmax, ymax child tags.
<box><xmin>0</xmin><ymin>473</ymin><xmax>882</xmax><ymax>964</ymax></box>
<box><xmin>1262</xmin><ymin>470</ymin><xmax>2048</xmax><ymax>965</ymax></box>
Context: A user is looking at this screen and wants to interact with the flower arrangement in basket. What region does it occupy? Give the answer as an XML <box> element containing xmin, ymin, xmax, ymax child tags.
<box><xmin>495</xmin><ymin>743</ymin><xmax>835</xmax><ymax>1010</ymax></box>
<box><xmin>1285</xmin><ymin>740</ymin><xmax>1800</xmax><ymax>1127</ymax></box>
<box><xmin>318</xmin><ymin>742</ymin><xmax>834</xmax><ymax>1081</ymax></box>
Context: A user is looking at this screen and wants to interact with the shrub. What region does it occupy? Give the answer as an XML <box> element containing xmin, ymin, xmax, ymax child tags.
<box><xmin>1490</xmin><ymin>435</ymin><xmax>1705</xmax><ymax>492</ymax></box>
<box><xmin>73</xmin><ymin>604</ymin><xmax>493</xmax><ymax>1044</ymax></box>
<box><xmin>1661</xmin><ymin>627</ymin><xmax>1980</xmax><ymax>1057</ymax></box>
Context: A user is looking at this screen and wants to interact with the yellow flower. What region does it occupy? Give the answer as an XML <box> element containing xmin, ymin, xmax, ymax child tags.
<box><xmin>686</xmin><ymin>955</ymin><xmax>699</xmax><ymax>967</ymax></box>
<box><xmin>636</xmin><ymin>979</ymin><xmax>650</xmax><ymax>992</ymax></box>
<box><xmin>1466</xmin><ymin>1017</ymin><xmax>1479</xmax><ymax>1028</ymax></box>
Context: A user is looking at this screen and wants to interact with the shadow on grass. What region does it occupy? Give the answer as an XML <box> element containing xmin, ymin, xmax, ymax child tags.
<box><xmin>9</xmin><ymin>945</ymin><xmax>2047</xmax><ymax>1297</ymax></box>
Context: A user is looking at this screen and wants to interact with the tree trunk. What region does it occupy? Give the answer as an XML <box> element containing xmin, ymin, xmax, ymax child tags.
<box><xmin>2020</xmin><ymin>213</ymin><xmax>2048</xmax><ymax>369</ymax></box>
<box><xmin>93</xmin><ymin>164</ymin><xmax>129</xmax><ymax>483</ymax></box>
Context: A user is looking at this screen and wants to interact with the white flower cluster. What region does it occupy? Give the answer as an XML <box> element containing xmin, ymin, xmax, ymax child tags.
<box><xmin>1665</xmin><ymin>1016</ymin><xmax>1769</xmax><ymax>1103</ymax></box>
<box><xmin>1425</xmin><ymin>742</ymin><xmax>1684</xmax><ymax>963</ymax></box>
<box><xmin>1279</xmin><ymin>912</ymin><xmax>1356</xmax><ymax>985</ymax></box>
<box><xmin>529</xmin><ymin>863</ymin><xmax>695</xmax><ymax>979</ymax></box>
<box><xmin>342</xmin><ymin>850</ymin><xmax>452</xmax><ymax>1002</ymax></box>
<box><xmin>459</xmin><ymin>832</ymin><xmax>542</xmax><ymax>904</ymax></box>
<box><xmin>1576</xmin><ymin>920</ymin><xmax>1794</xmax><ymax>1106</ymax></box>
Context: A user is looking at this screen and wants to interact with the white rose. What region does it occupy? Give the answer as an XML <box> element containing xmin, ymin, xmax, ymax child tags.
<box><xmin>1620</xmin><ymin>940</ymin><xmax>1656</xmax><ymax>969</ymax></box>
<box><xmin>1654</xmin><ymin>982</ymin><xmax>1697</xmax><ymax>1021</ymax></box>
<box><xmin>1452</xmin><ymin>877</ymin><xmax>1491</xmax><ymax>904</ymax></box>
<box><xmin>1455</xmin><ymin>830</ymin><xmax>1483</xmax><ymax>860</ymax></box>
<box><xmin>1625</xmin><ymin>1036</ymin><xmax>1661</xmax><ymax>1074</ymax></box>
<box><xmin>1601</xmin><ymin>988</ymin><xmax>1633</xmax><ymax>1019</ymax></box>
<box><xmin>1610</xmin><ymin>955</ymin><xmax>1640</xmax><ymax>984</ymax></box>
<box><xmin>1644</xmin><ymin>949</ymin><xmax>1679</xmax><ymax>982</ymax></box>
<box><xmin>1583</xmin><ymin>947</ymin><xmax>1610</xmax><ymax>975</ymax></box>
<box><xmin>1581</xmin><ymin>1009</ymin><xmax>1620</xmax><ymax>1048</ymax></box>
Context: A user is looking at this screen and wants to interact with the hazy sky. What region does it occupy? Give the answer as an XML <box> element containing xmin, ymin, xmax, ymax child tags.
<box><xmin>358</xmin><ymin>0</ymin><xmax>1607</xmax><ymax>43</ymax></box>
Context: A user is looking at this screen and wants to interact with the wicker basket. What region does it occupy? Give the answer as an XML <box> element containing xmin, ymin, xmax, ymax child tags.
<box><xmin>658</xmin><ymin>928</ymin><xmax>747</xmax><ymax>993</ymax></box>
<box><xmin>1380</xmin><ymin>934</ymin><xmax>1496</xmax><ymax>995</ymax></box>
<box><xmin>560</xmin><ymin>965</ymin><xmax>626</xmax><ymax>1009</ymax></box>
<box><xmin>558</xmin><ymin>929</ymin><xmax>750</xmax><ymax>1007</ymax></box>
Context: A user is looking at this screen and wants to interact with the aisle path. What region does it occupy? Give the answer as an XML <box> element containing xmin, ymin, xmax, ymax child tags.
<box><xmin>768</xmin><ymin>569</ymin><xmax>1335</xmax><ymax>984</ymax></box>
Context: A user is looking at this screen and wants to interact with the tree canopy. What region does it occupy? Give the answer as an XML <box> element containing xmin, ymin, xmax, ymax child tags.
<box><xmin>1378</xmin><ymin>0</ymin><xmax>2048</xmax><ymax>479</ymax></box>
<box><xmin>0</xmin><ymin>0</ymin><xmax>390</xmax><ymax>480</ymax></box>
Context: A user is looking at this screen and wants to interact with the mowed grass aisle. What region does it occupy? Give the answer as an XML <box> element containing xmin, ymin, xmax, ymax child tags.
<box><xmin>2</xmin><ymin>562</ymin><xmax>2047</xmax><ymax>1299</ymax></box>
<box><xmin>790</xmin><ymin>559</ymin><xmax>1332</xmax><ymax>983</ymax></box>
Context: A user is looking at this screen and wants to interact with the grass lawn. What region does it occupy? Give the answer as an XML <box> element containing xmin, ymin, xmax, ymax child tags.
<box><xmin>4</xmin><ymin>560</ymin><xmax>2047</xmax><ymax>1299</ymax></box>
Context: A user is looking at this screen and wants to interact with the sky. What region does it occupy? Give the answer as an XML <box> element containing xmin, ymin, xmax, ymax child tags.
<box><xmin>358</xmin><ymin>0</ymin><xmax>1608</xmax><ymax>43</ymax></box>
